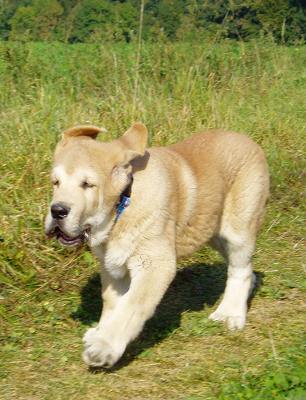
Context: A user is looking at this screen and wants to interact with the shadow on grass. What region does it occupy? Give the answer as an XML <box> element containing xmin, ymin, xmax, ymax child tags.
<box><xmin>71</xmin><ymin>263</ymin><xmax>263</xmax><ymax>371</ymax></box>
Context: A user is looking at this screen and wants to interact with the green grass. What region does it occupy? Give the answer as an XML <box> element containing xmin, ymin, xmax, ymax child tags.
<box><xmin>218</xmin><ymin>341</ymin><xmax>306</xmax><ymax>400</ymax></box>
<box><xmin>0</xmin><ymin>39</ymin><xmax>305</xmax><ymax>399</ymax></box>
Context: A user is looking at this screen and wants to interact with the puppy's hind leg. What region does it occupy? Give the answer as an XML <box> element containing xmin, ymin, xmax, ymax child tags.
<box><xmin>209</xmin><ymin>160</ymin><xmax>268</xmax><ymax>330</ymax></box>
<box><xmin>209</xmin><ymin>232</ymin><xmax>256</xmax><ymax>330</ymax></box>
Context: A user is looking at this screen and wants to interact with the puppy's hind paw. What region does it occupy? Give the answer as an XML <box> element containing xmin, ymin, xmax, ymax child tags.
<box><xmin>209</xmin><ymin>309</ymin><xmax>246</xmax><ymax>330</ymax></box>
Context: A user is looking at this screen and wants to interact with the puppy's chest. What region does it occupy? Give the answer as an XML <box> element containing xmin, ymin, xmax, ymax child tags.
<box><xmin>92</xmin><ymin>233</ymin><xmax>134</xmax><ymax>268</ymax></box>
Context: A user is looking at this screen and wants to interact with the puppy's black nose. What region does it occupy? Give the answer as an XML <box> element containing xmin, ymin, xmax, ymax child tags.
<box><xmin>51</xmin><ymin>203</ymin><xmax>70</xmax><ymax>220</ymax></box>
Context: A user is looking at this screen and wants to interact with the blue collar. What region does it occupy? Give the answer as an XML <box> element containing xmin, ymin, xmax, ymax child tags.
<box><xmin>115</xmin><ymin>195</ymin><xmax>131</xmax><ymax>222</ymax></box>
<box><xmin>115</xmin><ymin>178</ymin><xmax>133</xmax><ymax>222</ymax></box>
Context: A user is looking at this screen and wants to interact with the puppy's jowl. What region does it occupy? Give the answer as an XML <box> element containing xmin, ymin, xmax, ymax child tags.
<box><xmin>45</xmin><ymin>123</ymin><xmax>269</xmax><ymax>368</ymax></box>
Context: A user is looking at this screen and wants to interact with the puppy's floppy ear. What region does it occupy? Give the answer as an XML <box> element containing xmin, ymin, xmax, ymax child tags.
<box><xmin>112</xmin><ymin>123</ymin><xmax>148</xmax><ymax>192</ymax></box>
<box><xmin>119</xmin><ymin>122</ymin><xmax>148</xmax><ymax>158</ymax></box>
<box><xmin>63</xmin><ymin>125</ymin><xmax>106</xmax><ymax>140</ymax></box>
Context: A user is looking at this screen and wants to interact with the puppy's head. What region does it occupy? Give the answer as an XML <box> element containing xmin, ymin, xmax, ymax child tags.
<box><xmin>45</xmin><ymin>123</ymin><xmax>148</xmax><ymax>247</ymax></box>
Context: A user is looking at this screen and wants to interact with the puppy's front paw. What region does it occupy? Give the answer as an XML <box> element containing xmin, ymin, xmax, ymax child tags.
<box><xmin>83</xmin><ymin>326</ymin><xmax>100</xmax><ymax>348</ymax></box>
<box><xmin>82</xmin><ymin>338</ymin><xmax>124</xmax><ymax>368</ymax></box>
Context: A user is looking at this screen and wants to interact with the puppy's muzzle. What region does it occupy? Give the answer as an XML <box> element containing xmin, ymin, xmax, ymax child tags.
<box><xmin>51</xmin><ymin>202</ymin><xmax>71</xmax><ymax>220</ymax></box>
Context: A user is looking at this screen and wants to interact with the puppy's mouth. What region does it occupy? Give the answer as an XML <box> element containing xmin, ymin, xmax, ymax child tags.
<box><xmin>47</xmin><ymin>227</ymin><xmax>89</xmax><ymax>247</ymax></box>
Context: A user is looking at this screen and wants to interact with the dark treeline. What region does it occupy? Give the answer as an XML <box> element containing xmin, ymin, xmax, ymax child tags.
<box><xmin>0</xmin><ymin>0</ymin><xmax>305</xmax><ymax>44</ymax></box>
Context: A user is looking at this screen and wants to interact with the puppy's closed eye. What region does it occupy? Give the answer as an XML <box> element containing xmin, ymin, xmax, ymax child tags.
<box><xmin>81</xmin><ymin>181</ymin><xmax>95</xmax><ymax>189</ymax></box>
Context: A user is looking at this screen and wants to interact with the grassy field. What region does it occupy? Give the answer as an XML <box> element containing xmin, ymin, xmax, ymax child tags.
<box><xmin>0</xmin><ymin>39</ymin><xmax>305</xmax><ymax>399</ymax></box>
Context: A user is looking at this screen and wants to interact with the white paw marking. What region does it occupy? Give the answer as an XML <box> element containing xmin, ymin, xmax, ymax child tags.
<box><xmin>82</xmin><ymin>328</ymin><xmax>124</xmax><ymax>368</ymax></box>
<box><xmin>209</xmin><ymin>310</ymin><xmax>246</xmax><ymax>330</ymax></box>
<box><xmin>82</xmin><ymin>326</ymin><xmax>100</xmax><ymax>347</ymax></box>
<box><xmin>209</xmin><ymin>272</ymin><xmax>256</xmax><ymax>330</ymax></box>
<box><xmin>82</xmin><ymin>339</ymin><xmax>123</xmax><ymax>368</ymax></box>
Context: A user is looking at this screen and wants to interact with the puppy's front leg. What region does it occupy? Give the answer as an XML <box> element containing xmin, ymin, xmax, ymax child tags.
<box><xmin>82</xmin><ymin>238</ymin><xmax>176</xmax><ymax>368</ymax></box>
<box><xmin>82</xmin><ymin>266</ymin><xmax>130</xmax><ymax>349</ymax></box>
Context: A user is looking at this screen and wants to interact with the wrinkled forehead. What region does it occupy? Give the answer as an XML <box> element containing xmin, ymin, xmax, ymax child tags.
<box><xmin>52</xmin><ymin>139</ymin><xmax>123</xmax><ymax>181</ymax></box>
<box><xmin>51</xmin><ymin>164</ymin><xmax>100</xmax><ymax>184</ymax></box>
<box><xmin>52</xmin><ymin>143</ymin><xmax>102</xmax><ymax>182</ymax></box>
<box><xmin>54</xmin><ymin>140</ymin><xmax>93</xmax><ymax>166</ymax></box>
<box><xmin>54</xmin><ymin>139</ymin><xmax>120</xmax><ymax>166</ymax></box>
